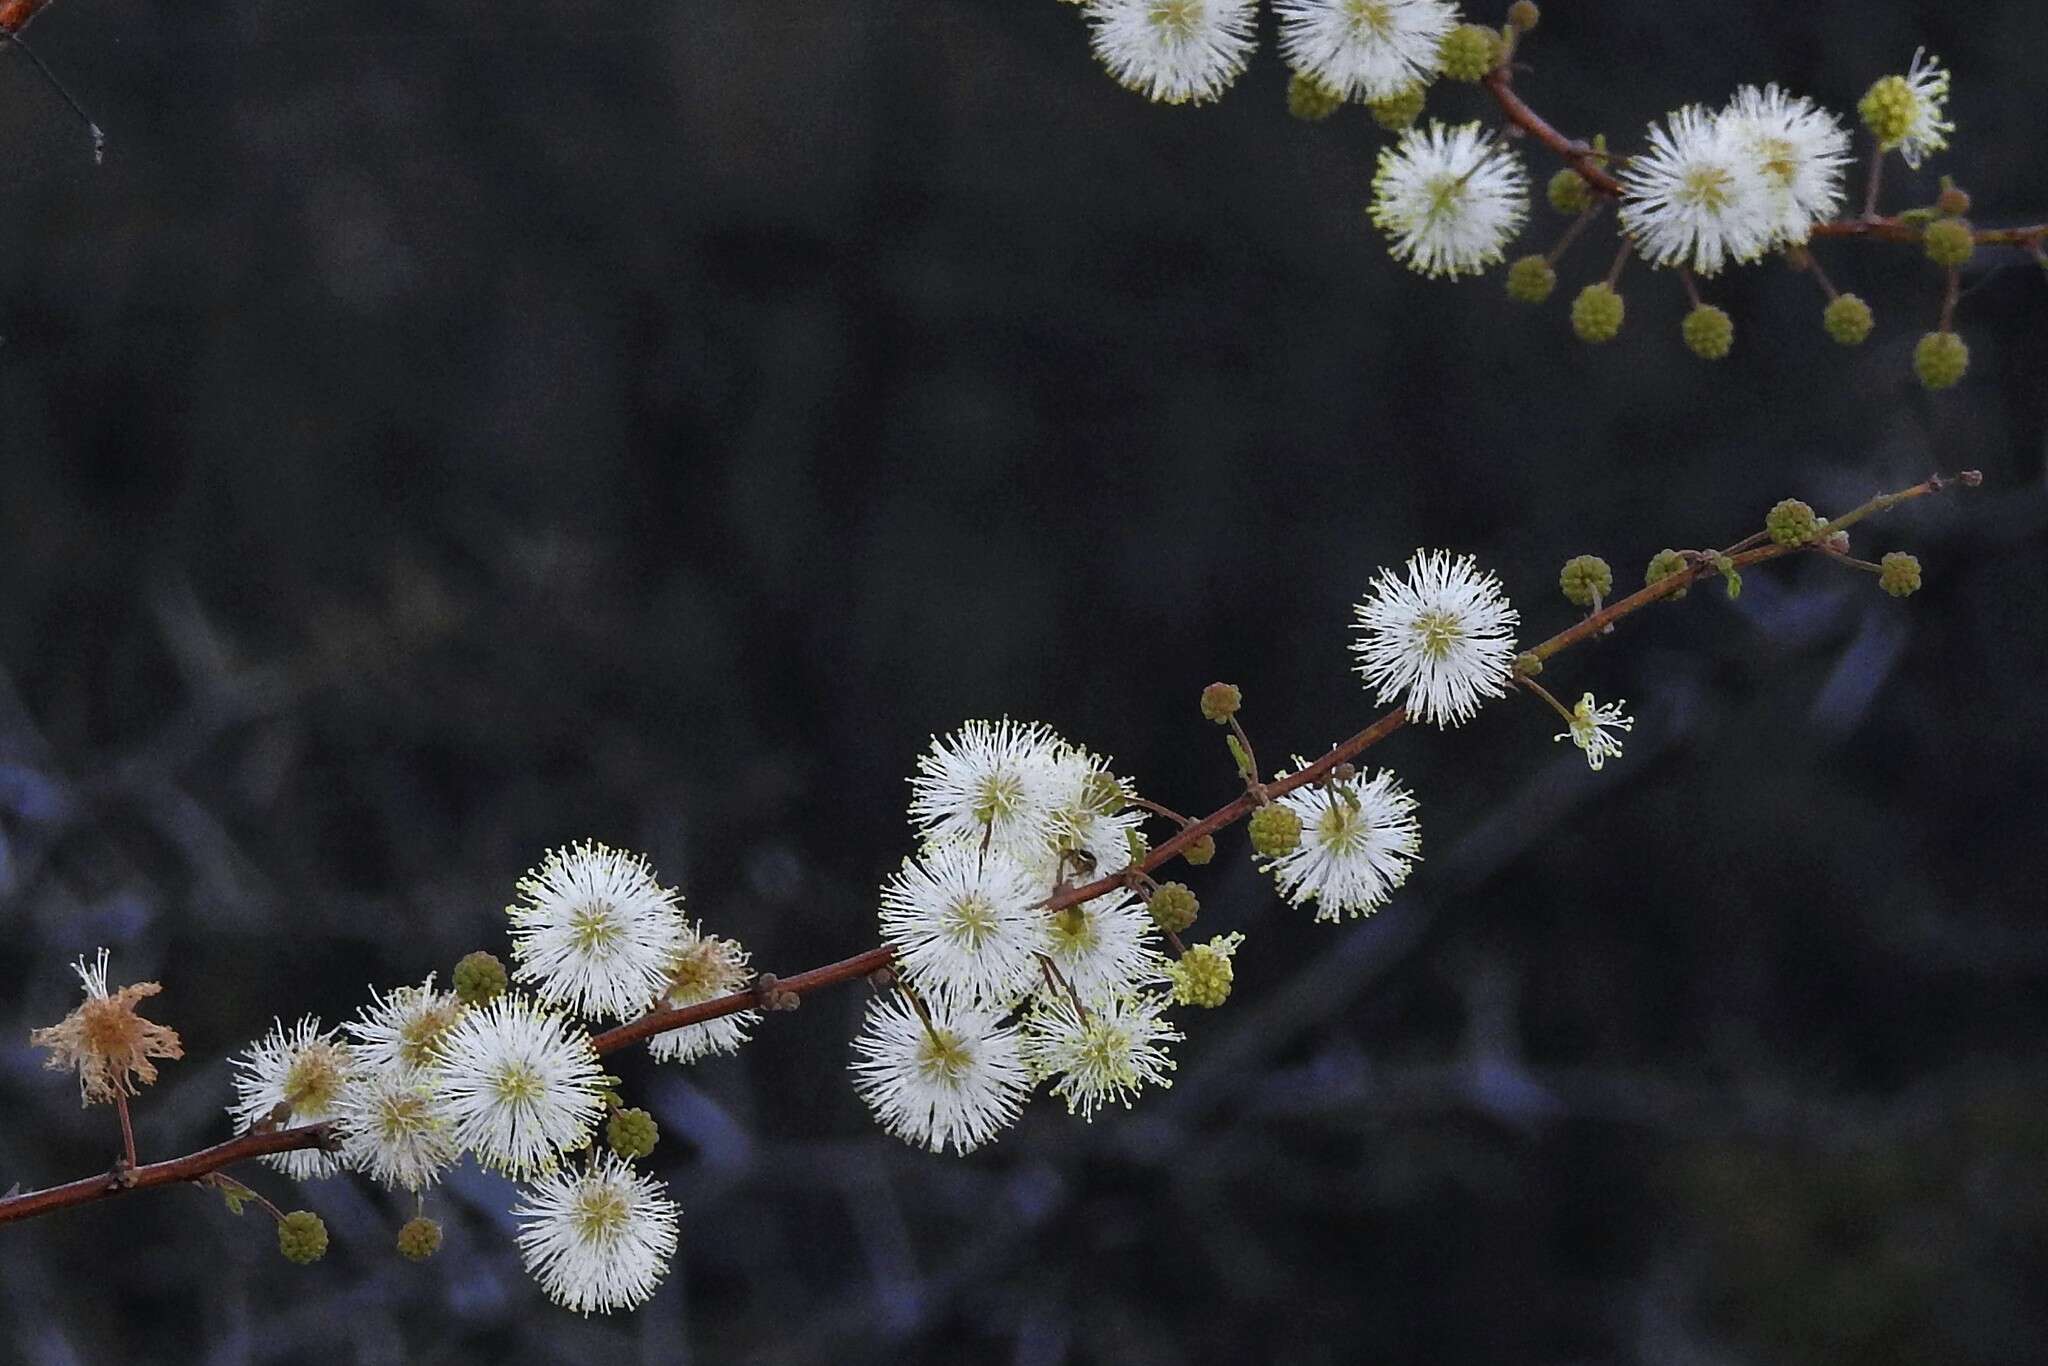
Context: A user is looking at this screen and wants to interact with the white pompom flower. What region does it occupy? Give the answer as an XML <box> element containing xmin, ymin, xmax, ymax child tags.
<box><xmin>1085</xmin><ymin>0</ymin><xmax>1259</xmax><ymax>107</ymax></box>
<box><xmin>1369</xmin><ymin>120</ymin><xmax>1530</xmax><ymax>278</ymax></box>
<box><xmin>1720</xmin><ymin>84</ymin><xmax>1851</xmax><ymax>246</ymax></box>
<box><xmin>879</xmin><ymin>841</ymin><xmax>1052</xmax><ymax>1011</ymax></box>
<box><xmin>1044</xmin><ymin>889</ymin><xmax>1168</xmax><ymax>999</ymax></box>
<box><xmin>850</xmin><ymin>994</ymin><xmax>1032</xmax><ymax>1154</ymax></box>
<box><xmin>1555</xmin><ymin>692</ymin><xmax>1634</xmax><ymax>771</ymax></box>
<box><xmin>646</xmin><ymin>924</ymin><xmax>759</xmax><ymax>1065</ymax></box>
<box><xmin>344</xmin><ymin>976</ymin><xmax>466</xmax><ymax>1079</ymax></box>
<box><xmin>334</xmin><ymin>1064</ymin><xmax>459</xmax><ymax>1192</ymax></box>
<box><xmin>432</xmin><ymin>993</ymin><xmax>606</xmax><ymax>1178</ymax></box>
<box><xmin>228</xmin><ymin>1017</ymin><xmax>351</xmax><ymax>1180</ymax></box>
<box><xmin>1044</xmin><ymin>744</ymin><xmax>1145</xmax><ymax>881</ymax></box>
<box><xmin>1863</xmin><ymin>49</ymin><xmax>1953</xmax><ymax>170</ymax></box>
<box><xmin>908</xmin><ymin>719</ymin><xmax>1064</xmax><ymax>864</ymax></box>
<box><xmin>1262</xmin><ymin>767</ymin><xmax>1421</xmax><ymax>921</ymax></box>
<box><xmin>1352</xmin><ymin>549</ymin><xmax>1520</xmax><ymax>727</ymax></box>
<box><xmin>513</xmin><ymin>1152</ymin><xmax>681</xmax><ymax>1315</ymax></box>
<box><xmin>1617</xmin><ymin>105</ymin><xmax>1776</xmax><ymax>275</ymax></box>
<box><xmin>507</xmin><ymin>842</ymin><xmax>688</xmax><ymax>1023</ymax></box>
<box><xmin>1274</xmin><ymin>0</ymin><xmax>1457</xmax><ymax>103</ymax></box>
<box><xmin>1023</xmin><ymin>990</ymin><xmax>1182</xmax><ymax>1120</ymax></box>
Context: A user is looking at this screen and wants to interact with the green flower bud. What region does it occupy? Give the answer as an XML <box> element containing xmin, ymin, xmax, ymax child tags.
<box><xmin>1546</xmin><ymin>167</ymin><xmax>1592</xmax><ymax>215</ymax></box>
<box><xmin>1181</xmin><ymin>833</ymin><xmax>1217</xmax><ymax>866</ymax></box>
<box><xmin>1168</xmin><ymin>934</ymin><xmax>1244</xmax><ymax>1009</ymax></box>
<box><xmin>1507</xmin><ymin>1</ymin><xmax>1541</xmax><ymax>31</ymax></box>
<box><xmin>607</xmin><ymin>1106</ymin><xmax>660</xmax><ymax>1160</ymax></box>
<box><xmin>1200</xmin><ymin>682</ymin><xmax>1242</xmax><ymax>724</ymax></box>
<box><xmin>1248</xmin><ymin>805</ymin><xmax>1302</xmax><ymax>858</ymax></box>
<box><xmin>1936</xmin><ymin>178</ymin><xmax>1971</xmax><ymax>216</ymax></box>
<box><xmin>1879</xmin><ymin>551</ymin><xmax>1923</xmax><ymax>598</ymax></box>
<box><xmin>1858</xmin><ymin>74</ymin><xmax>1916</xmax><ymax>146</ymax></box>
<box><xmin>1570</xmin><ymin>283</ymin><xmax>1625</xmax><ymax>343</ymax></box>
<box><xmin>278</xmin><ymin>1210</ymin><xmax>329</xmax><ymax>1264</ymax></box>
<box><xmin>1913</xmin><ymin>331</ymin><xmax>1968</xmax><ymax>390</ymax></box>
<box><xmin>1646</xmin><ymin>548</ymin><xmax>1689</xmax><ymax>599</ymax></box>
<box><xmin>1558</xmin><ymin>554</ymin><xmax>1613</xmax><ymax>607</ymax></box>
<box><xmin>396</xmin><ymin>1216</ymin><xmax>442</xmax><ymax>1262</ymax></box>
<box><xmin>1147</xmin><ymin>881</ymin><xmax>1200</xmax><ymax>934</ymax></box>
<box><xmin>1438</xmin><ymin>24</ymin><xmax>1501</xmax><ymax>82</ymax></box>
<box><xmin>1287</xmin><ymin>72</ymin><xmax>1344</xmax><ymax>123</ymax></box>
<box><xmin>1823</xmin><ymin>293</ymin><xmax>1874</xmax><ymax>346</ymax></box>
<box><xmin>452</xmin><ymin>950</ymin><xmax>508</xmax><ymax>1006</ymax></box>
<box><xmin>1365</xmin><ymin>85</ymin><xmax>1426</xmax><ymax>131</ymax></box>
<box><xmin>1681</xmin><ymin>304</ymin><xmax>1734</xmax><ymax>360</ymax></box>
<box><xmin>1505</xmin><ymin>254</ymin><xmax>1556</xmax><ymax>304</ymax></box>
<box><xmin>1513</xmin><ymin>651</ymin><xmax>1543</xmax><ymax>677</ymax></box>
<box><xmin>1765</xmin><ymin>498</ymin><xmax>1819</xmax><ymax>548</ymax></box>
<box><xmin>1922</xmin><ymin>217</ymin><xmax>1974</xmax><ymax>269</ymax></box>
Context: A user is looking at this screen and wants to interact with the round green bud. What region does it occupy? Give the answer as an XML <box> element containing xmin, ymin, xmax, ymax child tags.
<box><xmin>1286</xmin><ymin>72</ymin><xmax>1344</xmax><ymax>124</ymax></box>
<box><xmin>1858</xmin><ymin>74</ymin><xmax>1915</xmax><ymax>147</ymax></box>
<box><xmin>1922</xmin><ymin>217</ymin><xmax>1975</xmax><ymax>269</ymax></box>
<box><xmin>1558</xmin><ymin>554</ymin><xmax>1613</xmax><ymax>607</ymax></box>
<box><xmin>1199</xmin><ymin>682</ymin><xmax>1242</xmax><ymax>724</ymax></box>
<box><xmin>1247</xmin><ymin>805</ymin><xmax>1302</xmax><ymax>858</ymax></box>
<box><xmin>1570</xmin><ymin>283</ymin><xmax>1625</xmax><ymax>343</ymax></box>
<box><xmin>1365</xmin><ymin>85</ymin><xmax>1425</xmax><ymax>132</ymax></box>
<box><xmin>1879</xmin><ymin>551</ymin><xmax>1923</xmax><ymax>598</ymax></box>
<box><xmin>1645</xmin><ymin>548</ymin><xmax>1690</xmax><ymax>600</ymax></box>
<box><xmin>452</xmin><ymin>950</ymin><xmax>508</xmax><ymax>1005</ymax></box>
<box><xmin>1168</xmin><ymin>941</ymin><xmax>1237</xmax><ymax>1009</ymax></box>
<box><xmin>1546</xmin><ymin>167</ymin><xmax>1592</xmax><ymax>215</ymax></box>
<box><xmin>1912</xmin><ymin>331</ymin><xmax>1968</xmax><ymax>390</ymax></box>
<box><xmin>1147</xmin><ymin>881</ymin><xmax>1200</xmax><ymax>934</ymax></box>
<box><xmin>607</xmin><ymin>1106</ymin><xmax>660</xmax><ymax>1160</ymax></box>
<box><xmin>1507</xmin><ymin>1</ymin><xmax>1541</xmax><ymax>31</ymax></box>
<box><xmin>277</xmin><ymin>1210</ymin><xmax>329</xmax><ymax>1265</ymax></box>
<box><xmin>1437</xmin><ymin>24</ymin><xmax>1501</xmax><ymax>82</ymax></box>
<box><xmin>1681</xmin><ymin>304</ymin><xmax>1734</xmax><ymax>360</ymax></box>
<box><xmin>1513</xmin><ymin>652</ymin><xmax>1543</xmax><ymax>678</ymax></box>
<box><xmin>1765</xmin><ymin>498</ymin><xmax>1819</xmax><ymax>547</ymax></box>
<box><xmin>1936</xmin><ymin>179</ymin><xmax>1971</xmax><ymax>216</ymax></box>
<box><xmin>1181</xmin><ymin>833</ymin><xmax>1217</xmax><ymax>867</ymax></box>
<box><xmin>1823</xmin><ymin>293</ymin><xmax>1874</xmax><ymax>346</ymax></box>
<box><xmin>1505</xmin><ymin>254</ymin><xmax>1556</xmax><ymax>304</ymax></box>
<box><xmin>396</xmin><ymin>1216</ymin><xmax>443</xmax><ymax>1262</ymax></box>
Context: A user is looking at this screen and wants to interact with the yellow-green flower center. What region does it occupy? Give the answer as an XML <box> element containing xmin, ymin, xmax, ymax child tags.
<box><xmin>1147</xmin><ymin>0</ymin><xmax>1201</xmax><ymax>38</ymax></box>
<box><xmin>942</xmin><ymin>894</ymin><xmax>999</xmax><ymax>949</ymax></box>
<box><xmin>1410</xmin><ymin>608</ymin><xmax>1464</xmax><ymax>660</ymax></box>
<box><xmin>915</xmin><ymin>1028</ymin><xmax>974</xmax><ymax>1084</ymax></box>
<box><xmin>571</xmin><ymin>1184</ymin><xmax>631</xmax><ymax>1244</ymax></box>
<box><xmin>1680</xmin><ymin>164</ymin><xmax>1737</xmax><ymax>211</ymax></box>
<box><xmin>283</xmin><ymin>1044</ymin><xmax>347</xmax><ymax>1112</ymax></box>
<box><xmin>491</xmin><ymin>1060</ymin><xmax>544</xmax><ymax>1106</ymax></box>
<box><xmin>568</xmin><ymin>901</ymin><xmax>622</xmax><ymax>954</ymax></box>
<box><xmin>1344</xmin><ymin>0</ymin><xmax>1394</xmax><ymax>37</ymax></box>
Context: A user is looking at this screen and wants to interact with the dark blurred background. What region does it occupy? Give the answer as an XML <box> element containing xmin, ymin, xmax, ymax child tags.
<box><xmin>3</xmin><ymin>1</ymin><xmax>2046</xmax><ymax>1361</ymax></box>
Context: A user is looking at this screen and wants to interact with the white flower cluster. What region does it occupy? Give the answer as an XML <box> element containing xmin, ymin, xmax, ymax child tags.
<box><xmin>224</xmin><ymin>841</ymin><xmax>748</xmax><ymax>1313</ymax></box>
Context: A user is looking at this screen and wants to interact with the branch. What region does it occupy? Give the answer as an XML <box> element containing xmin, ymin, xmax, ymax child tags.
<box><xmin>0</xmin><ymin>471</ymin><xmax>1980</xmax><ymax>1229</ymax></box>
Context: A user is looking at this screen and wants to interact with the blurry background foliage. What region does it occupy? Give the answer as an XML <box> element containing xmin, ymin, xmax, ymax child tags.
<box><xmin>2</xmin><ymin>1</ymin><xmax>2045</xmax><ymax>1362</ymax></box>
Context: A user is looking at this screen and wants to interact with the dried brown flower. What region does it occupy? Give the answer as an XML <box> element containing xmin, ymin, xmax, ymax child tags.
<box><xmin>29</xmin><ymin>949</ymin><xmax>184</xmax><ymax>1105</ymax></box>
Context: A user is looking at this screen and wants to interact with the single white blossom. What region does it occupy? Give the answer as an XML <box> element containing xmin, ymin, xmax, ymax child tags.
<box><xmin>878</xmin><ymin>841</ymin><xmax>1051</xmax><ymax>1011</ymax></box>
<box><xmin>1352</xmin><ymin>549</ymin><xmax>1520</xmax><ymax>727</ymax></box>
<box><xmin>1043</xmin><ymin>744</ymin><xmax>1145</xmax><ymax>881</ymax></box>
<box><xmin>1086</xmin><ymin>0</ymin><xmax>1259</xmax><ymax>106</ymax></box>
<box><xmin>850</xmin><ymin>994</ymin><xmax>1032</xmax><ymax>1154</ymax></box>
<box><xmin>1263</xmin><ymin>767</ymin><xmax>1421</xmax><ymax>921</ymax></box>
<box><xmin>228</xmin><ymin>1017</ymin><xmax>351</xmax><ymax>1180</ymax></box>
<box><xmin>1556</xmin><ymin>692</ymin><xmax>1634</xmax><ymax>771</ymax></box>
<box><xmin>1043</xmin><ymin>890</ymin><xmax>1168</xmax><ymax>999</ymax></box>
<box><xmin>344</xmin><ymin>975</ymin><xmax>465</xmax><ymax>1079</ymax></box>
<box><xmin>1370</xmin><ymin>120</ymin><xmax>1530</xmax><ymax>278</ymax></box>
<box><xmin>507</xmin><ymin>842</ymin><xmax>688</xmax><ymax>1023</ymax></box>
<box><xmin>1618</xmin><ymin>105</ymin><xmax>1776</xmax><ymax>275</ymax></box>
<box><xmin>645</xmin><ymin>924</ymin><xmax>759</xmax><ymax>1065</ymax></box>
<box><xmin>1870</xmin><ymin>49</ymin><xmax>1953</xmax><ymax>170</ymax></box>
<box><xmin>1024</xmin><ymin>990</ymin><xmax>1182</xmax><ymax>1120</ymax></box>
<box><xmin>1721</xmin><ymin>84</ymin><xmax>1851</xmax><ymax>245</ymax></box>
<box><xmin>1274</xmin><ymin>0</ymin><xmax>1457</xmax><ymax>103</ymax></box>
<box><xmin>908</xmin><ymin>719</ymin><xmax>1064</xmax><ymax>864</ymax></box>
<box><xmin>513</xmin><ymin>1152</ymin><xmax>681</xmax><ymax>1314</ymax></box>
<box><xmin>334</xmin><ymin>1064</ymin><xmax>459</xmax><ymax>1192</ymax></box>
<box><xmin>432</xmin><ymin>993</ymin><xmax>606</xmax><ymax>1178</ymax></box>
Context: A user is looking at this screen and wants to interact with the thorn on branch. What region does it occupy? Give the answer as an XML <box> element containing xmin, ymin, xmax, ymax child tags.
<box><xmin>752</xmin><ymin>974</ymin><xmax>800</xmax><ymax>1012</ymax></box>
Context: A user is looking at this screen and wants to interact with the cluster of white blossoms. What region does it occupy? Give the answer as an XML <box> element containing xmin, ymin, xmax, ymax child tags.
<box><xmin>220</xmin><ymin>841</ymin><xmax>751</xmax><ymax>1313</ymax></box>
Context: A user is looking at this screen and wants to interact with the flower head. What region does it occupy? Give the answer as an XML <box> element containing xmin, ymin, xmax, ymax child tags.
<box><xmin>1618</xmin><ymin>105</ymin><xmax>1775</xmax><ymax>275</ymax></box>
<box><xmin>1023</xmin><ymin>990</ymin><xmax>1182</xmax><ymax>1120</ymax></box>
<box><xmin>344</xmin><ymin>975</ymin><xmax>465</xmax><ymax>1078</ymax></box>
<box><xmin>1262</xmin><ymin>767</ymin><xmax>1421</xmax><ymax>920</ymax></box>
<box><xmin>433</xmin><ymin>993</ymin><xmax>606</xmax><ymax>1178</ymax></box>
<box><xmin>513</xmin><ymin>1152</ymin><xmax>680</xmax><ymax>1314</ymax></box>
<box><xmin>851</xmin><ymin>994</ymin><xmax>1032</xmax><ymax>1154</ymax></box>
<box><xmin>1720</xmin><ymin>84</ymin><xmax>1851</xmax><ymax>245</ymax></box>
<box><xmin>1860</xmin><ymin>49</ymin><xmax>1952</xmax><ymax>170</ymax></box>
<box><xmin>1044</xmin><ymin>889</ymin><xmax>1168</xmax><ymax>1000</ymax></box>
<box><xmin>1352</xmin><ymin>550</ymin><xmax>1519</xmax><ymax>726</ymax></box>
<box><xmin>29</xmin><ymin>948</ymin><xmax>184</xmax><ymax>1106</ymax></box>
<box><xmin>1043</xmin><ymin>744</ymin><xmax>1145</xmax><ymax>881</ymax></box>
<box><xmin>334</xmin><ymin>1065</ymin><xmax>459</xmax><ymax>1191</ymax></box>
<box><xmin>1370</xmin><ymin>120</ymin><xmax>1530</xmax><ymax>277</ymax></box>
<box><xmin>229</xmin><ymin>1017</ymin><xmax>351</xmax><ymax>1180</ymax></box>
<box><xmin>878</xmin><ymin>841</ymin><xmax>1051</xmax><ymax>1011</ymax></box>
<box><xmin>645</xmin><ymin>923</ymin><xmax>759</xmax><ymax>1064</ymax></box>
<box><xmin>1275</xmin><ymin>0</ymin><xmax>1458</xmax><ymax>103</ymax></box>
<box><xmin>1555</xmin><ymin>692</ymin><xmax>1633</xmax><ymax>771</ymax></box>
<box><xmin>909</xmin><ymin>719</ymin><xmax>1063</xmax><ymax>864</ymax></box>
<box><xmin>1086</xmin><ymin>0</ymin><xmax>1259</xmax><ymax>106</ymax></box>
<box><xmin>508</xmin><ymin>843</ymin><xmax>687</xmax><ymax>1023</ymax></box>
